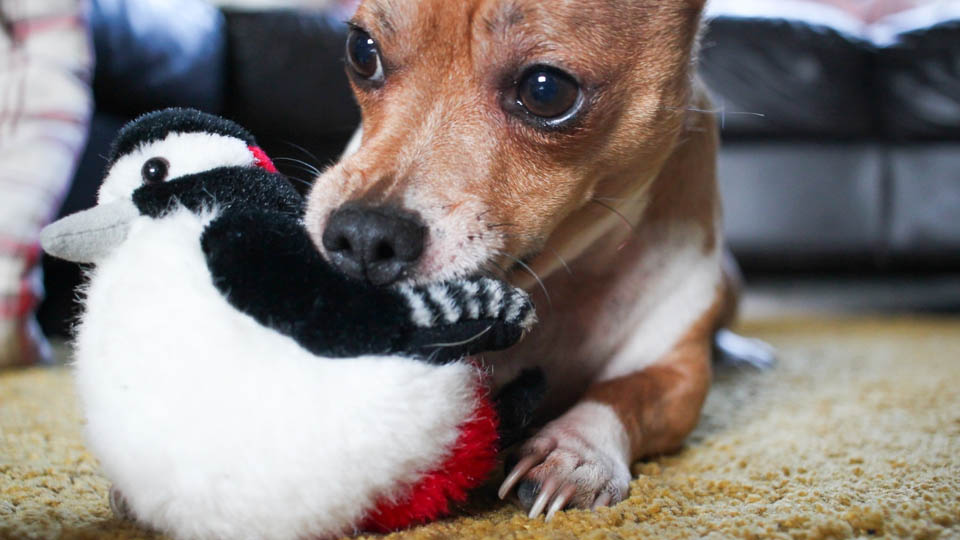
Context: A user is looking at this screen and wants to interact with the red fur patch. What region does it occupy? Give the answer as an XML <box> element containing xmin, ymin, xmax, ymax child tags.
<box><xmin>361</xmin><ymin>385</ymin><xmax>499</xmax><ymax>532</ymax></box>
<box><xmin>248</xmin><ymin>146</ymin><xmax>278</xmax><ymax>173</ymax></box>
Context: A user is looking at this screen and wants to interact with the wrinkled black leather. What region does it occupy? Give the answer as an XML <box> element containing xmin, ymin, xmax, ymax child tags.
<box><xmin>222</xmin><ymin>9</ymin><xmax>360</xmax><ymax>159</ymax></box>
<box><xmin>702</xmin><ymin>15</ymin><xmax>960</xmax><ymax>141</ymax></box>
<box><xmin>91</xmin><ymin>0</ymin><xmax>226</xmax><ymax>115</ymax></box>
<box><xmin>878</xmin><ymin>21</ymin><xmax>960</xmax><ymax>141</ymax></box>
<box><xmin>700</xmin><ymin>17</ymin><xmax>877</xmax><ymax>139</ymax></box>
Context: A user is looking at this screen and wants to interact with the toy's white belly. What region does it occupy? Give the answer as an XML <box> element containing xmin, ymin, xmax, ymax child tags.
<box><xmin>73</xmin><ymin>209</ymin><xmax>478</xmax><ymax>540</ymax></box>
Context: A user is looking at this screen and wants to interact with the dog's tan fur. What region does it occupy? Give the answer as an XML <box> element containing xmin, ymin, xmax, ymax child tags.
<box><xmin>306</xmin><ymin>0</ymin><xmax>731</xmax><ymax>517</ymax></box>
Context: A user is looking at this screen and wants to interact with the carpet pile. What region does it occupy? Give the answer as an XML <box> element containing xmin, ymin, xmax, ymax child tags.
<box><xmin>1</xmin><ymin>317</ymin><xmax>958</xmax><ymax>539</ymax></box>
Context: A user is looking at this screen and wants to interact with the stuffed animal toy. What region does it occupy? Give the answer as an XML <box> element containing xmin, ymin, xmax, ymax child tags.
<box><xmin>41</xmin><ymin>109</ymin><xmax>543</xmax><ymax>540</ymax></box>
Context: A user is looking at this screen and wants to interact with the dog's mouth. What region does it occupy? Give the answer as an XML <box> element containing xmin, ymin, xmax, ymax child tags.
<box><xmin>303</xmin><ymin>154</ymin><xmax>557</xmax><ymax>289</ymax></box>
<box><xmin>309</xmin><ymin>196</ymin><xmax>546</xmax><ymax>288</ymax></box>
<box><xmin>503</xmin><ymin>252</ymin><xmax>541</xmax><ymax>274</ymax></box>
<box><xmin>424</xmin><ymin>236</ymin><xmax>552</xmax><ymax>292</ymax></box>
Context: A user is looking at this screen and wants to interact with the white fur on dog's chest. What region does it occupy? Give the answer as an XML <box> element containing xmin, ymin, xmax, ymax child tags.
<box><xmin>488</xmin><ymin>224</ymin><xmax>721</xmax><ymax>409</ymax></box>
<box><xmin>73</xmin><ymin>209</ymin><xmax>478</xmax><ymax>540</ymax></box>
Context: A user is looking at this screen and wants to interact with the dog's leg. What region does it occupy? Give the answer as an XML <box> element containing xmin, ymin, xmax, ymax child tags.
<box><xmin>712</xmin><ymin>251</ymin><xmax>776</xmax><ymax>369</ymax></box>
<box><xmin>500</xmin><ymin>297</ymin><xmax>719</xmax><ymax>518</ymax></box>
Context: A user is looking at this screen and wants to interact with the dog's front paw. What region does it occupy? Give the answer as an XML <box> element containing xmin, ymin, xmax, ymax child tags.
<box><xmin>499</xmin><ymin>405</ymin><xmax>632</xmax><ymax>520</ymax></box>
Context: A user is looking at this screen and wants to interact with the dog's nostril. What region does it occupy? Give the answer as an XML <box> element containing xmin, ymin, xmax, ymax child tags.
<box><xmin>374</xmin><ymin>241</ymin><xmax>395</xmax><ymax>262</ymax></box>
<box><xmin>321</xmin><ymin>205</ymin><xmax>426</xmax><ymax>285</ymax></box>
<box><xmin>330</xmin><ymin>236</ymin><xmax>352</xmax><ymax>253</ymax></box>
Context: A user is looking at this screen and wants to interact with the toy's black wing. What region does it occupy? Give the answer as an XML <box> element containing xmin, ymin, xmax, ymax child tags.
<box><xmin>199</xmin><ymin>208</ymin><xmax>534</xmax><ymax>363</ymax></box>
<box><xmin>494</xmin><ymin>368</ymin><xmax>547</xmax><ymax>450</ymax></box>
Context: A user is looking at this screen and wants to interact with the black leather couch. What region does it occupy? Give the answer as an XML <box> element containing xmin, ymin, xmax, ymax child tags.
<box><xmin>38</xmin><ymin>0</ymin><xmax>960</xmax><ymax>335</ymax></box>
<box><xmin>700</xmin><ymin>11</ymin><xmax>960</xmax><ymax>271</ymax></box>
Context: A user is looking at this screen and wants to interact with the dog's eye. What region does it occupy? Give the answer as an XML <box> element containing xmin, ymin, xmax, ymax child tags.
<box><xmin>346</xmin><ymin>28</ymin><xmax>384</xmax><ymax>83</ymax></box>
<box><xmin>516</xmin><ymin>66</ymin><xmax>581</xmax><ymax>120</ymax></box>
<box><xmin>141</xmin><ymin>157</ymin><xmax>170</xmax><ymax>184</ymax></box>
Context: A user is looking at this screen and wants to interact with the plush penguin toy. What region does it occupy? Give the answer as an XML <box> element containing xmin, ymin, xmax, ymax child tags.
<box><xmin>41</xmin><ymin>109</ymin><xmax>543</xmax><ymax>540</ymax></box>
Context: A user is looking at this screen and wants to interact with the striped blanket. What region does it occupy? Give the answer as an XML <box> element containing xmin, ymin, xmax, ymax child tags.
<box><xmin>0</xmin><ymin>0</ymin><xmax>92</xmax><ymax>366</ymax></box>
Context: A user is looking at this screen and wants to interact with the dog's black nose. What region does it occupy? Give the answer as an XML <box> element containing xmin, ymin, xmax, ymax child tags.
<box><xmin>322</xmin><ymin>205</ymin><xmax>426</xmax><ymax>286</ymax></box>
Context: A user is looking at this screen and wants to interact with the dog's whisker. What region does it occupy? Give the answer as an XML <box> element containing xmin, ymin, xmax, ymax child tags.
<box><xmin>661</xmin><ymin>104</ymin><xmax>765</xmax><ymax>117</ymax></box>
<box><xmin>283</xmin><ymin>175</ymin><xmax>314</xmax><ymax>188</ymax></box>
<box><xmin>592</xmin><ymin>196</ymin><xmax>629</xmax><ymax>202</ymax></box>
<box><xmin>590</xmin><ymin>199</ymin><xmax>636</xmax><ymax>236</ymax></box>
<box><xmin>276</xmin><ymin>163</ymin><xmax>324</xmax><ymax>181</ymax></box>
<box><xmin>486</xmin><ymin>260</ymin><xmax>510</xmax><ymax>279</ymax></box>
<box><xmin>281</xmin><ymin>141</ymin><xmax>327</xmax><ymax>170</ymax></box>
<box><xmin>661</xmin><ymin>103</ymin><xmax>765</xmax><ymax>131</ymax></box>
<box><xmin>274</xmin><ymin>157</ymin><xmax>323</xmax><ymax>177</ymax></box>
<box><xmin>546</xmin><ymin>245</ymin><xmax>573</xmax><ymax>276</ymax></box>
<box><xmin>499</xmin><ymin>251</ymin><xmax>552</xmax><ymax>308</ymax></box>
<box><xmin>423</xmin><ymin>325</ymin><xmax>493</xmax><ymax>349</ymax></box>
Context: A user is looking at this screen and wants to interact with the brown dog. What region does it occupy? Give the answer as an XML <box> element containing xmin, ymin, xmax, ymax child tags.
<box><xmin>305</xmin><ymin>0</ymin><xmax>768</xmax><ymax>521</ymax></box>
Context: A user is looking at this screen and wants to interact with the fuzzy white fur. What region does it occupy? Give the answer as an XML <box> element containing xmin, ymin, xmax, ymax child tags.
<box><xmin>98</xmin><ymin>132</ymin><xmax>257</xmax><ymax>205</ymax></box>
<box><xmin>599</xmin><ymin>227</ymin><xmax>722</xmax><ymax>381</ymax></box>
<box><xmin>72</xmin><ymin>135</ymin><xmax>483</xmax><ymax>539</ymax></box>
<box><xmin>74</xmin><ymin>208</ymin><xmax>480</xmax><ymax>540</ymax></box>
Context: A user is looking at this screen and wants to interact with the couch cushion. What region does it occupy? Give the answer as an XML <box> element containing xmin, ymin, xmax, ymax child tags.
<box><xmin>889</xmin><ymin>145</ymin><xmax>960</xmax><ymax>254</ymax></box>
<box><xmin>877</xmin><ymin>20</ymin><xmax>960</xmax><ymax>140</ymax></box>
<box><xmin>91</xmin><ymin>0</ymin><xmax>226</xmax><ymax>115</ymax></box>
<box><xmin>718</xmin><ymin>142</ymin><xmax>884</xmax><ymax>255</ymax></box>
<box><xmin>222</xmin><ymin>9</ymin><xmax>360</xmax><ymax>153</ymax></box>
<box><xmin>700</xmin><ymin>16</ymin><xmax>876</xmax><ymax>139</ymax></box>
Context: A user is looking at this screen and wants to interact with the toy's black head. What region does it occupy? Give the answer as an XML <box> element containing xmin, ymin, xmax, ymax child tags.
<box><xmin>107</xmin><ymin>108</ymin><xmax>271</xmax><ymax>169</ymax></box>
<box><xmin>95</xmin><ymin>108</ymin><xmax>281</xmax><ymax>206</ymax></box>
<box><xmin>41</xmin><ymin>108</ymin><xmax>294</xmax><ymax>263</ymax></box>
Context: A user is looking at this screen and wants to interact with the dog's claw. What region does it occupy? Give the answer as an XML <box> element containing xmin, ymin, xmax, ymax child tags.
<box><xmin>528</xmin><ymin>477</ymin><xmax>559</xmax><ymax>519</ymax></box>
<box><xmin>499</xmin><ymin>444</ymin><xmax>554</xmax><ymax>499</ymax></box>
<box><xmin>545</xmin><ymin>484</ymin><xmax>577</xmax><ymax>521</ymax></box>
<box><xmin>505</xmin><ymin>424</ymin><xmax>631</xmax><ymax>517</ymax></box>
<box><xmin>592</xmin><ymin>492</ymin><xmax>613</xmax><ymax>509</ymax></box>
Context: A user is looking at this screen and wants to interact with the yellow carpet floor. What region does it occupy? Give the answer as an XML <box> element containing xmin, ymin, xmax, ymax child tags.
<box><xmin>1</xmin><ymin>317</ymin><xmax>959</xmax><ymax>539</ymax></box>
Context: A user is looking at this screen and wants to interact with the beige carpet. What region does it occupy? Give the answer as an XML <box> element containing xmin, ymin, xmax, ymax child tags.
<box><xmin>2</xmin><ymin>317</ymin><xmax>959</xmax><ymax>539</ymax></box>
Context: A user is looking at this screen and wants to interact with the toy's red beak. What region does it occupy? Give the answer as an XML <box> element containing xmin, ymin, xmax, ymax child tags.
<box><xmin>249</xmin><ymin>146</ymin><xmax>278</xmax><ymax>173</ymax></box>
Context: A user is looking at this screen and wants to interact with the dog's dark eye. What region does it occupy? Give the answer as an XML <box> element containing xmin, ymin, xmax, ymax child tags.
<box><xmin>516</xmin><ymin>66</ymin><xmax>581</xmax><ymax>120</ymax></box>
<box><xmin>141</xmin><ymin>157</ymin><xmax>170</xmax><ymax>184</ymax></box>
<box><xmin>346</xmin><ymin>28</ymin><xmax>384</xmax><ymax>83</ymax></box>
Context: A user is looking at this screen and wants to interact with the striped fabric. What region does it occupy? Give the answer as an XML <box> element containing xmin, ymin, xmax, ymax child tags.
<box><xmin>0</xmin><ymin>0</ymin><xmax>93</xmax><ymax>366</ymax></box>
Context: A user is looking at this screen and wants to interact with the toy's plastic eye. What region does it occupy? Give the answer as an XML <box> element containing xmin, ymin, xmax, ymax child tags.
<box><xmin>141</xmin><ymin>157</ymin><xmax>170</xmax><ymax>184</ymax></box>
<box><xmin>346</xmin><ymin>28</ymin><xmax>384</xmax><ymax>83</ymax></box>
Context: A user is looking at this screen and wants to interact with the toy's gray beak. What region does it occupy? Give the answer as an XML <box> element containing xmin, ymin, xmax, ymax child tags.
<box><xmin>40</xmin><ymin>199</ymin><xmax>139</xmax><ymax>263</ymax></box>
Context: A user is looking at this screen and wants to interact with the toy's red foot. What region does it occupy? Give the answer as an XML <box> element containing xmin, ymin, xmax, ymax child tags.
<box><xmin>361</xmin><ymin>387</ymin><xmax>500</xmax><ymax>533</ymax></box>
